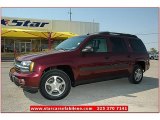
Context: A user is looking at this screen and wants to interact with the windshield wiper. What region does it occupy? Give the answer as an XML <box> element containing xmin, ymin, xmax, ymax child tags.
<box><xmin>55</xmin><ymin>48</ymin><xmax>71</xmax><ymax>51</ymax></box>
<box><xmin>57</xmin><ymin>48</ymin><xmax>66</xmax><ymax>51</ymax></box>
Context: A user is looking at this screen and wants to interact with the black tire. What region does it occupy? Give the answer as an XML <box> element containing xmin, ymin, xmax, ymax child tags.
<box><xmin>150</xmin><ymin>56</ymin><xmax>154</xmax><ymax>60</ymax></box>
<box><xmin>40</xmin><ymin>69</ymin><xmax>71</xmax><ymax>100</ymax></box>
<box><xmin>128</xmin><ymin>65</ymin><xmax>143</xmax><ymax>84</ymax></box>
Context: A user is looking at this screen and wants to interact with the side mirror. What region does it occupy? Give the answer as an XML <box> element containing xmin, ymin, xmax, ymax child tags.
<box><xmin>82</xmin><ymin>46</ymin><xmax>94</xmax><ymax>52</ymax></box>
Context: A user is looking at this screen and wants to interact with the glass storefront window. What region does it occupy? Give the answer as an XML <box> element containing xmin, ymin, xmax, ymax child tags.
<box><xmin>1</xmin><ymin>38</ymin><xmax>65</xmax><ymax>53</ymax></box>
<box><xmin>41</xmin><ymin>39</ymin><xmax>48</xmax><ymax>51</ymax></box>
<box><xmin>3</xmin><ymin>39</ymin><xmax>14</xmax><ymax>52</ymax></box>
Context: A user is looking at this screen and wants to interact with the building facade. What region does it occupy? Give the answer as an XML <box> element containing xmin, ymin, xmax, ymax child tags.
<box><xmin>1</xmin><ymin>17</ymin><xmax>99</xmax><ymax>53</ymax></box>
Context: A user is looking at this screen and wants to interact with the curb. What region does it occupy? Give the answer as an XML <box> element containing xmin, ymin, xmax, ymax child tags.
<box><xmin>1</xmin><ymin>60</ymin><xmax>14</xmax><ymax>62</ymax></box>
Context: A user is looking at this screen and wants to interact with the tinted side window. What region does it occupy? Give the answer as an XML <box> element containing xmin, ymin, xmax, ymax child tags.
<box><xmin>110</xmin><ymin>37</ymin><xmax>127</xmax><ymax>53</ymax></box>
<box><xmin>129</xmin><ymin>39</ymin><xmax>147</xmax><ymax>53</ymax></box>
<box><xmin>85</xmin><ymin>37</ymin><xmax>108</xmax><ymax>52</ymax></box>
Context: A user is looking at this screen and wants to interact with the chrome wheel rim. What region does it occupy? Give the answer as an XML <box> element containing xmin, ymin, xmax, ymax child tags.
<box><xmin>45</xmin><ymin>76</ymin><xmax>66</xmax><ymax>96</ymax></box>
<box><xmin>134</xmin><ymin>68</ymin><xmax>142</xmax><ymax>81</ymax></box>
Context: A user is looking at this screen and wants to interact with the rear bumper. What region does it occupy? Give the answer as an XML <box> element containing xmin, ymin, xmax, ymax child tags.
<box><xmin>9</xmin><ymin>67</ymin><xmax>41</xmax><ymax>91</ymax></box>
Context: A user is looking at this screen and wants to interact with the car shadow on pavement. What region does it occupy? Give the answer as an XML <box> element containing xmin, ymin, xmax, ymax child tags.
<box><xmin>23</xmin><ymin>76</ymin><xmax>158</xmax><ymax>105</ymax></box>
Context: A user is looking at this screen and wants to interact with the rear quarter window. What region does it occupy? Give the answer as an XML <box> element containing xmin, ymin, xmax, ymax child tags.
<box><xmin>110</xmin><ymin>37</ymin><xmax>128</xmax><ymax>53</ymax></box>
<box><xmin>129</xmin><ymin>39</ymin><xmax>147</xmax><ymax>53</ymax></box>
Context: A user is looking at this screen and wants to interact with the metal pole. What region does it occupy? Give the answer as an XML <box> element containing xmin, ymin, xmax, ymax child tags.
<box><xmin>40</xmin><ymin>38</ymin><xmax>41</xmax><ymax>52</ymax></box>
<box><xmin>48</xmin><ymin>32</ymin><xmax>52</xmax><ymax>50</ymax></box>
<box><xmin>48</xmin><ymin>18</ymin><xmax>53</xmax><ymax>50</ymax></box>
<box><xmin>14</xmin><ymin>39</ymin><xmax>15</xmax><ymax>52</ymax></box>
<box><xmin>31</xmin><ymin>39</ymin><xmax>32</xmax><ymax>52</ymax></box>
<box><xmin>69</xmin><ymin>8</ymin><xmax>72</xmax><ymax>21</ymax></box>
<box><xmin>4</xmin><ymin>38</ymin><xmax>5</xmax><ymax>53</ymax></box>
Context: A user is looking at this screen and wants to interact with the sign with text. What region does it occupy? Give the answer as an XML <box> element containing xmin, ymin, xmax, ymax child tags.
<box><xmin>30</xmin><ymin>105</ymin><xmax>128</xmax><ymax>112</ymax></box>
<box><xmin>1</xmin><ymin>17</ymin><xmax>51</xmax><ymax>31</ymax></box>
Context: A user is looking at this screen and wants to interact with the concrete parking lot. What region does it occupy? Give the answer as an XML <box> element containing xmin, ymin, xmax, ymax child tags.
<box><xmin>1</xmin><ymin>60</ymin><xmax>159</xmax><ymax>112</ymax></box>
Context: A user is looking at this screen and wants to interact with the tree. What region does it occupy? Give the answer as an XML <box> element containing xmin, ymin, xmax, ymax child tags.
<box><xmin>150</xmin><ymin>48</ymin><xmax>157</xmax><ymax>53</ymax></box>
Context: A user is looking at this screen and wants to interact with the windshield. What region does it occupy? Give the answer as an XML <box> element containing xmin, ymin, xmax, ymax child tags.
<box><xmin>55</xmin><ymin>36</ymin><xmax>87</xmax><ymax>51</ymax></box>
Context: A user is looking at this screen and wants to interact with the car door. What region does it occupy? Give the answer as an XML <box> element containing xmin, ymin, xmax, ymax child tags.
<box><xmin>108</xmin><ymin>36</ymin><xmax>131</xmax><ymax>77</ymax></box>
<box><xmin>75</xmin><ymin>36</ymin><xmax>113</xmax><ymax>81</ymax></box>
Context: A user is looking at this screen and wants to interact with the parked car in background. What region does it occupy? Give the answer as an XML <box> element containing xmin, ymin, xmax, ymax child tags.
<box><xmin>9</xmin><ymin>32</ymin><xmax>150</xmax><ymax>100</ymax></box>
<box><xmin>149</xmin><ymin>52</ymin><xmax>159</xmax><ymax>60</ymax></box>
<box><xmin>154</xmin><ymin>53</ymin><xmax>159</xmax><ymax>60</ymax></box>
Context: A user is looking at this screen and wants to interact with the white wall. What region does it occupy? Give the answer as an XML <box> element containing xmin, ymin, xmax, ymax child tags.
<box><xmin>52</xmin><ymin>20</ymin><xmax>99</xmax><ymax>35</ymax></box>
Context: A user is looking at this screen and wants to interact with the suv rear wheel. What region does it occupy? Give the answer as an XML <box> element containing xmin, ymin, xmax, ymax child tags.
<box><xmin>40</xmin><ymin>69</ymin><xmax>71</xmax><ymax>100</ymax></box>
<box><xmin>128</xmin><ymin>65</ymin><xmax>143</xmax><ymax>84</ymax></box>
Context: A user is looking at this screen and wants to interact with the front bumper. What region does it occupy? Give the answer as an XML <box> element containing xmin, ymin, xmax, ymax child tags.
<box><xmin>9</xmin><ymin>67</ymin><xmax>41</xmax><ymax>92</ymax></box>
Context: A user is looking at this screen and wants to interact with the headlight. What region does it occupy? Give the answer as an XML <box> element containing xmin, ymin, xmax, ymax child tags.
<box><xmin>21</xmin><ymin>61</ymin><xmax>32</xmax><ymax>67</ymax></box>
<box><xmin>20</xmin><ymin>61</ymin><xmax>35</xmax><ymax>72</ymax></box>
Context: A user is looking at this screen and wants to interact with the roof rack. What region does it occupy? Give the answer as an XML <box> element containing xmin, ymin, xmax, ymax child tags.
<box><xmin>97</xmin><ymin>32</ymin><xmax>138</xmax><ymax>38</ymax></box>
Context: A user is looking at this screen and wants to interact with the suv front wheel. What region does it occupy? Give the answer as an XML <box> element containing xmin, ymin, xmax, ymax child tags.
<box><xmin>40</xmin><ymin>69</ymin><xmax>71</xmax><ymax>100</ymax></box>
<box><xmin>128</xmin><ymin>65</ymin><xmax>143</xmax><ymax>84</ymax></box>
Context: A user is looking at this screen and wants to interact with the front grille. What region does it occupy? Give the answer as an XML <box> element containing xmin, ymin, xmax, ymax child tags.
<box><xmin>15</xmin><ymin>67</ymin><xmax>21</xmax><ymax>72</ymax></box>
<box><xmin>14</xmin><ymin>59</ymin><xmax>21</xmax><ymax>73</ymax></box>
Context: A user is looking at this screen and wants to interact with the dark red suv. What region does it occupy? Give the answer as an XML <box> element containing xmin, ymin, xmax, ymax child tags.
<box><xmin>9</xmin><ymin>32</ymin><xmax>150</xmax><ymax>100</ymax></box>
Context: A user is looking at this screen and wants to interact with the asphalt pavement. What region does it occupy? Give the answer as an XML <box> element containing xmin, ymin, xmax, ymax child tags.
<box><xmin>1</xmin><ymin>60</ymin><xmax>159</xmax><ymax>112</ymax></box>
